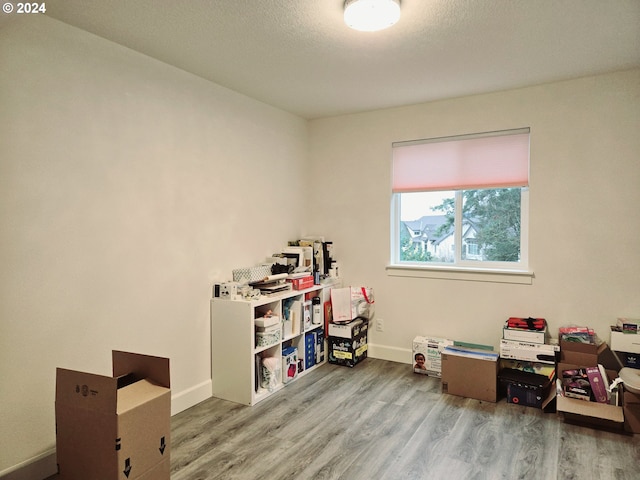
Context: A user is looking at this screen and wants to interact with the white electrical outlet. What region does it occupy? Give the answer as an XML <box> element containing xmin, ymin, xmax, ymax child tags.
<box><xmin>376</xmin><ymin>318</ymin><xmax>384</xmax><ymax>332</ymax></box>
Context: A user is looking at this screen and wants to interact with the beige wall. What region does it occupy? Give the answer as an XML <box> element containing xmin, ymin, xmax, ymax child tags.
<box><xmin>308</xmin><ymin>69</ymin><xmax>640</xmax><ymax>362</ymax></box>
<box><xmin>0</xmin><ymin>16</ymin><xmax>308</xmax><ymax>476</ymax></box>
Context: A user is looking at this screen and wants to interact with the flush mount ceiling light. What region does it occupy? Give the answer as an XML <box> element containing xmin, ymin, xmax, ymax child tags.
<box><xmin>344</xmin><ymin>0</ymin><xmax>401</xmax><ymax>32</ymax></box>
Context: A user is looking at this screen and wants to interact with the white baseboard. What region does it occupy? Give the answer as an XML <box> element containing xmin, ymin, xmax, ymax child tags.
<box><xmin>0</xmin><ymin>449</ymin><xmax>56</xmax><ymax>480</ymax></box>
<box><xmin>2</xmin><ymin>380</ymin><xmax>213</xmax><ymax>480</ymax></box>
<box><xmin>171</xmin><ymin>379</ymin><xmax>212</xmax><ymax>415</ymax></box>
<box><xmin>368</xmin><ymin>343</ymin><xmax>411</xmax><ymax>365</ymax></box>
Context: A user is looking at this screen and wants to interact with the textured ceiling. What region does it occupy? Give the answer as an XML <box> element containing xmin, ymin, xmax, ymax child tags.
<box><xmin>35</xmin><ymin>0</ymin><xmax>640</xmax><ymax>119</ymax></box>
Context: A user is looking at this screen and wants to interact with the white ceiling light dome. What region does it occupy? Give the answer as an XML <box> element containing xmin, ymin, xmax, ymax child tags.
<box><xmin>344</xmin><ymin>0</ymin><xmax>401</xmax><ymax>32</ymax></box>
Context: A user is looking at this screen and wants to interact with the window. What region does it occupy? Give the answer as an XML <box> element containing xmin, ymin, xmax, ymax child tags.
<box><xmin>390</xmin><ymin>128</ymin><xmax>530</xmax><ymax>277</ymax></box>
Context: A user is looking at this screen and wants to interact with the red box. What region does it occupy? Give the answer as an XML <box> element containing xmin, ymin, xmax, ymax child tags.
<box><xmin>288</xmin><ymin>275</ymin><xmax>315</xmax><ymax>290</ymax></box>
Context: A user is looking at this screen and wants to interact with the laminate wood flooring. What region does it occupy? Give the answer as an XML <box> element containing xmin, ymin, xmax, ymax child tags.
<box><xmin>47</xmin><ymin>358</ymin><xmax>639</xmax><ymax>480</ymax></box>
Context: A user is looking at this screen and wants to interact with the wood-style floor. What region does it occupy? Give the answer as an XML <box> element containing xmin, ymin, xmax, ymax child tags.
<box><xmin>48</xmin><ymin>358</ymin><xmax>639</xmax><ymax>479</ymax></box>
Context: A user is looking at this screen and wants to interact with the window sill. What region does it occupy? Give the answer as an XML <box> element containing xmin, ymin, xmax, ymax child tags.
<box><xmin>386</xmin><ymin>264</ymin><xmax>534</xmax><ymax>285</ymax></box>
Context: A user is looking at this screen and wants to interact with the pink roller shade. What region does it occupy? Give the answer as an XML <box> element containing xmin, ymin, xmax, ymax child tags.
<box><xmin>393</xmin><ymin>131</ymin><xmax>529</xmax><ymax>192</ymax></box>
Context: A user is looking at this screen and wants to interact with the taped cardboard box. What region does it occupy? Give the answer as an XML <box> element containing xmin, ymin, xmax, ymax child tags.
<box><xmin>441</xmin><ymin>347</ymin><xmax>499</xmax><ymax>403</ymax></box>
<box><xmin>55</xmin><ymin>351</ymin><xmax>171</xmax><ymax>480</ymax></box>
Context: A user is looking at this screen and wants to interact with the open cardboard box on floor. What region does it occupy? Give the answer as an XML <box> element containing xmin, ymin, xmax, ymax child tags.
<box><xmin>559</xmin><ymin>340</ymin><xmax>622</xmax><ymax>370</ymax></box>
<box><xmin>55</xmin><ymin>351</ymin><xmax>171</xmax><ymax>480</ymax></box>
<box><xmin>556</xmin><ymin>361</ymin><xmax>624</xmax><ymax>431</ymax></box>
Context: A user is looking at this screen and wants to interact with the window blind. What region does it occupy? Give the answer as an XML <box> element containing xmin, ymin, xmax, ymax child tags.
<box><xmin>392</xmin><ymin>128</ymin><xmax>530</xmax><ymax>193</ymax></box>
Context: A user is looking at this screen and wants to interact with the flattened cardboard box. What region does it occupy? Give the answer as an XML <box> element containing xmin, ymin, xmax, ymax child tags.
<box><xmin>55</xmin><ymin>351</ymin><xmax>171</xmax><ymax>480</ymax></box>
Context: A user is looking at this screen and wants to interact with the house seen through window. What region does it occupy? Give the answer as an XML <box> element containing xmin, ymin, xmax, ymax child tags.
<box><xmin>391</xmin><ymin>128</ymin><xmax>530</xmax><ymax>271</ymax></box>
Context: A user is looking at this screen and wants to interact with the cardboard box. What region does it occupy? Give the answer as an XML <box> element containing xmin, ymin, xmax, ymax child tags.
<box><xmin>315</xmin><ymin>330</ymin><xmax>325</xmax><ymax>364</ymax></box>
<box><xmin>616</xmin><ymin>351</ymin><xmax>639</xmax><ymax>369</ymax></box>
<box><xmin>328</xmin><ymin>318</ymin><xmax>366</xmax><ymax>338</ymax></box>
<box><xmin>282</xmin><ymin>346</ymin><xmax>298</xmax><ymax>383</ymax></box>
<box><xmin>503</xmin><ymin>325</ymin><xmax>549</xmax><ymax>344</ymax></box>
<box><xmin>288</xmin><ymin>275</ymin><xmax>315</xmax><ymax>290</ymax></box>
<box><xmin>136</xmin><ymin>458</ymin><xmax>170</xmax><ymax>480</ymax></box>
<box><xmin>56</xmin><ymin>351</ymin><xmax>171</xmax><ymax>480</ymax></box>
<box><xmin>305</xmin><ymin>332</ymin><xmax>316</xmax><ymax>369</ymax></box>
<box><xmin>499</xmin><ymin>359</ymin><xmax>556</xmax><ymax>380</ymax></box>
<box><xmin>255</xmin><ymin>315</ymin><xmax>280</xmax><ymax>328</ymax></box>
<box><xmin>623</xmin><ymin>390</ymin><xmax>640</xmax><ymax>434</ymax></box>
<box><xmin>412</xmin><ymin>336</ymin><xmax>453</xmax><ymax>377</ymax></box>
<box><xmin>328</xmin><ymin>318</ymin><xmax>368</xmax><ymax>367</ymax></box>
<box><xmin>255</xmin><ymin>327</ymin><xmax>281</xmax><ymax>348</ymax></box>
<box><xmin>507</xmin><ymin>383</ymin><xmax>553</xmax><ymax>409</ymax></box>
<box><xmin>610</xmin><ymin>330</ymin><xmax>640</xmax><ymax>354</ymax></box>
<box><xmin>441</xmin><ymin>347</ymin><xmax>499</xmax><ymax>402</ymax></box>
<box><xmin>556</xmin><ymin>361</ymin><xmax>624</xmax><ymax>431</ymax></box>
<box><xmin>560</xmin><ymin>339</ymin><xmax>599</xmax><ymax>356</ymax></box>
<box><xmin>559</xmin><ymin>340</ymin><xmax>621</xmax><ymax>371</ymax></box>
<box><xmin>499</xmin><ymin>339</ymin><xmax>559</xmax><ymax>363</ymax></box>
<box><xmin>498</xmin><ymin>368</ymin><xmax>553</xmax><ymax>408</ymax></box>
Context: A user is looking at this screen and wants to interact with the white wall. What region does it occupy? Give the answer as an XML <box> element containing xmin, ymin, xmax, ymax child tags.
<box><xmin>0</xmin><ymin>16</ymin><xmax>308</xmax><ymax>476</ymax></box>
<box><xmin>308</xmin><ymin>69</ymin><xmax>640</xmax><ymax>362</ymax></box>
<box><xmin>2</xmin><ymin>11</ymin><xmax>639</xmax><ymax>479</ymax></box>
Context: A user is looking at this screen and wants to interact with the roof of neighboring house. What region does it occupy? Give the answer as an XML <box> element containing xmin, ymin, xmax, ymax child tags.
<box><xmin>402</xmin><ymin>215</ymin><xmax>449</xmax><ymax>244</ymax></box>
<box><xmin>403</xmin><ymin>215</ymin><xmax>479</xmax><ymax>246</ymax></box>
<box><xmin>403</xmin><ymin>215</ymin><xmax>448</xmax><ymax>235</ymax></box>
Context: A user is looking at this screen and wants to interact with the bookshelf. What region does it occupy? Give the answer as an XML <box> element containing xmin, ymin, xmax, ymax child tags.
<box><xmin>211</xmin><ymin>280</ymin><xmax>339</xmax><ymax>405</ymax></box>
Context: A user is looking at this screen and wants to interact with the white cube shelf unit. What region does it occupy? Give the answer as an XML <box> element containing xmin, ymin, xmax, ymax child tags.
<box><xmin>211</xmin><ymin>280</ymin><xmax>340</xmax><ymax>405</ymax></box>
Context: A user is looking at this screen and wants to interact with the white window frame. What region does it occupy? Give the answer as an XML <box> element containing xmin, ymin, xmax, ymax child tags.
<box><xmin>388</xmin><ymin>130</ymin><xmax>533</xmax><ymax>285</ymax></box>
